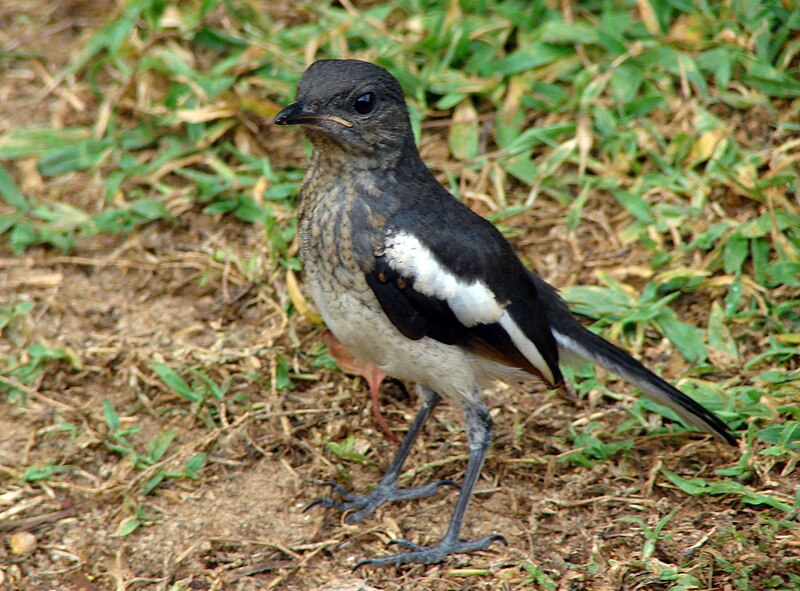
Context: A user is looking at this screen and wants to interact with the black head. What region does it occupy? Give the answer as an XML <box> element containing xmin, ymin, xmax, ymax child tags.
<box><xmin>274</xmin><ymin>60</ymin><xmax>415</xmax><ymax>164</ymax></box>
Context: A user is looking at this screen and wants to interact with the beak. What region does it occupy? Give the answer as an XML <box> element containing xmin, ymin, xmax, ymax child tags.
<box><xmin>273</xmin><ymin>101</ymin><xmax>311</xmax><ymax>125</ymax></box>
<box><xmin>273</xmin><ymin>101</ymin><xmax>353</xmax><ymax>128</ymax></box>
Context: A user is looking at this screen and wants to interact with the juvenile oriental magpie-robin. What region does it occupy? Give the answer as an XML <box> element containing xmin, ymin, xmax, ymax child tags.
<box><xmin>274</xmin><ymin>59</ymin><xmax>735</xmax><ymax>568</ymax></box>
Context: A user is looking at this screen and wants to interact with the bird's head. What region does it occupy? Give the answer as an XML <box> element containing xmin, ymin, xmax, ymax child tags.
<box><xmin>273</xmin><ymin>59</ymin><xmax>415</xmax><ymax>165</ymax></box>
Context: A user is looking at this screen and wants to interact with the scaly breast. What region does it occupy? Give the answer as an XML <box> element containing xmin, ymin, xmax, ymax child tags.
<box><xmin>298</xmin><ymin>173</ymin><xmax>387</xmax><ymax>364</ymax></box>
<box><xmin>297</xmin><ymin>166</ymin><xmax>487</xmax><ymax>403</ymax></box>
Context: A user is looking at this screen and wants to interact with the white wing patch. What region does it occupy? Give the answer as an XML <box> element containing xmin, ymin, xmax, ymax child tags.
<box><xmin>384</xmin><ymin>232</ymin><xmax>503</xmax><ymax>327</ymax></box>
<box><xmin>383</xmin><ymin>231</ymin><xmax>555</xmax><ymax>384</ymax></box>
<box><xmin>499</xmin><ymin>312</ymin><xmax>555</xmax><ymax>383</ymax></box>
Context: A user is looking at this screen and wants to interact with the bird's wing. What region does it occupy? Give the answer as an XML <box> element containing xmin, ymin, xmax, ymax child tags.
<box><xmin>364</xmin><ymin>222</ymin><xmax>562</xmax><ymax>386</ymax></box>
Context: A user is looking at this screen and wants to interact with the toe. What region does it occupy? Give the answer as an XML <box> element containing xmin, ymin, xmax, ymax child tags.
<box><xmin>353</xmin><ymin>532</ymin><xmax>507</xmax><ymax>568</ymax></box>
<box><xmin>386</xmin><ymin>538</ymin><xmax>424</xmax><ymax>551</ymax></box>
<box><xmin>302</xmin><ymin>497</ymin><xmax>330</xmax><ymax>512</ymax></box>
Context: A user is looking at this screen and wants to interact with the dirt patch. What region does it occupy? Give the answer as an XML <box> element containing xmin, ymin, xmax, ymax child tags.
<box><xmin>0</xmin><ymin>0</ymin><xmax>113</xmax><ymax>132</ymax></box>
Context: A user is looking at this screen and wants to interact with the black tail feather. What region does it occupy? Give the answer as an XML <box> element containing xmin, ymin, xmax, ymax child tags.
<box><xmin>529</xmin><ymin>273</ymin><xmax>736</xmax><ymax>445</ymax></box>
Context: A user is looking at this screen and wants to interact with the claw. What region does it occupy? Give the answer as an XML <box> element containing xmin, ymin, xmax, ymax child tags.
<box><xmin>435</xmin><ymin>479</ymin><xmax>460</xmax><ymax>491</ymax></box>
<box><xmin>303</xmin><ymin>480</ymin><xmax>360</xmax><ymax>513</ymax></box>
<box><xmin>320</xmin><ymin>481</ymin><xmax>355</xmax><ymax>498</ymax></box>
<box><xmin>353</xmin><ymin>558</ymin><xmax>374</xmax><ymax>572</ymax></box>
<box><xmin>302</xmin><ymin>498</ymin><xmax>325</xmax><ymax>513</ymax></box>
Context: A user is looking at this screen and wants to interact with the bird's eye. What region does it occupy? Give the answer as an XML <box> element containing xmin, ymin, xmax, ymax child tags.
<box><xmin>354</xmin><ymin>92</ymin><xmax>376</xmax><ymax>115</ymax></box>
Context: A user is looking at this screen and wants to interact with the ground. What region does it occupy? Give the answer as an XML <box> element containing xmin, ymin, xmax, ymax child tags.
<box><xmin>1</xmin><ymin>1</ymin><xmax>799</xmax><ymax>590</ymax></box>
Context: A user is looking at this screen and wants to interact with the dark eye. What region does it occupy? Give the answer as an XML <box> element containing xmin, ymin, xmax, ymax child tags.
<box><xmin>354</xmin><ymin>92</ymin><xmax>376</xmax><ymax>115</ymax></box>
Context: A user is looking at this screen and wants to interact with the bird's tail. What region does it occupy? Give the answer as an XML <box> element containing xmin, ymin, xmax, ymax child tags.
<box><xmin>529</xmin><ymin>274</ymin><xmax>736</xmax><ymax>445</ymax></box>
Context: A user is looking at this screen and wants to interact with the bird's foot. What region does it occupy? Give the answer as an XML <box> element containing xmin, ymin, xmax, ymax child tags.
<box><xmin>304</xmin><ymin>479</ymin><xmax>459</xmax><ymax>523</ymax></box>
<box><xmin>354</xmin><ymin>534</ymin><xmax>507</xmax><ymax>568</ymax></box>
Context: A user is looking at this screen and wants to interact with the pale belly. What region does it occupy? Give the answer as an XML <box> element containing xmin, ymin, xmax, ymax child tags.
<box><xmin>307</xmin><ymin>274</ymin><xmax>530</xmax><ymax>405</ymax></box>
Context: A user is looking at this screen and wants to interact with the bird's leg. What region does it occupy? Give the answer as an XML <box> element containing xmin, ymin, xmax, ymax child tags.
<box><xmin>305</xmin><ymin>386</ymin><xmax>458</xmax><ymax>523</ymax></box>
<box><xmin>367</xmin><ymin>367</ymin><xmax>400</xmax><ymax>444</ymax></box>
<box><xmin>356</xmin><ymin>399</ymin><xmax>506</xmax><ymax>568</ymax></box>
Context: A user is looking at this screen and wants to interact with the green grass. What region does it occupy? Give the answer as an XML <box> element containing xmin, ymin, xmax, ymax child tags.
<box><xmin>1</xmin><ymin>0</ymin><xmax>799</xmax><ymax>588</ymax></box>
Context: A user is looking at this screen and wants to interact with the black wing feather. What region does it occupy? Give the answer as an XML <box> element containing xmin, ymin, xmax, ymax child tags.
<box><xmin>365</xmin><ymin>243</ymin><xmax>562</xmax><ymax>383</ymax></box>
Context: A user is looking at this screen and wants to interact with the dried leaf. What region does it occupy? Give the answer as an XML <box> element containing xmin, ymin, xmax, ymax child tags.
<box><xmin>687</xmin><ymin>128</ymin><xmax>727</xmax><ymax>164</ymax></box>
<box><xmin>286</xmin><ymin>269</ymin><xmax>322</xmax><ymax>324</ymax></box>
<box><xmin>576</xmin><ymin>114</ymin><xmax>593</xmax><ymax>177</ymax></box>
<box><xmin>667</xmin><ymin>14</ymin><xmax>705</xmax><ymax>45</ymax></box>
<box><xmin>496</xmin><ymin>77</ymin><xmax>526</xmax><ymax>148</ymax></box>
<box><xmin>448</xmin><ymin>99</ymin><xmax>479</xmax><ymax>161</ymax></box>
<box><xmin>175</xmin><ymin>106</ymin><xmax>236</xmax><ymax>123</ymax></box>
<box><xmin>637</xmin><ymin>0</ymin><xmax>662</xmax><ymax>35</ymax></box>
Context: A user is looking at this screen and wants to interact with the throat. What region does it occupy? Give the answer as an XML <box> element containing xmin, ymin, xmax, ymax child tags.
<box><xmin>306</xmin><ymin>132</ymin><xmax>410</xmax><ymax>171</ymax></box>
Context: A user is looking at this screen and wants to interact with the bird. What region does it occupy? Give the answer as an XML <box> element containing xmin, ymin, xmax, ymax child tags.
<box><xmin>273</xmin><ymin>59</ymin><xmax>735</xmax><ymax>568</ymax></box>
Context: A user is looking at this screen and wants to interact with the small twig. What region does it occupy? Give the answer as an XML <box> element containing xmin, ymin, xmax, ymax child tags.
<box><xmin>265</xmin><ymin>541</ymin><xmax>335</xmax><ymax>590</ymax></box>
<box><xmin>0</xmin><ymin>374</ymin><xmax>76</xmax><ymax>412</ymax></box>
<box><xmin>0</xmin><ymin>503</ymin><xmax>77</xmax><ymax>533</ymax></box>
<box><xmin>547</xmin><ymin>495</ymin><xmax>655</xmax><ymax>508</ymax></box>
<box><xmin>401</xmin><ymin>454</ymin><xmax>468</xmax><ymax>480</ymax></box>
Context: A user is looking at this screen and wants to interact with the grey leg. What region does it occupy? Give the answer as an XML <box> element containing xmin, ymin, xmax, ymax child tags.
<box><xmin>306</xmin><ymin>386</ymin><xmax>458</xmax><ymax>523</ymax></box>
<box><xmin>355</xmin><ymin>398</ymin><xmax>506</xmax><ymax>568</ymax></box>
